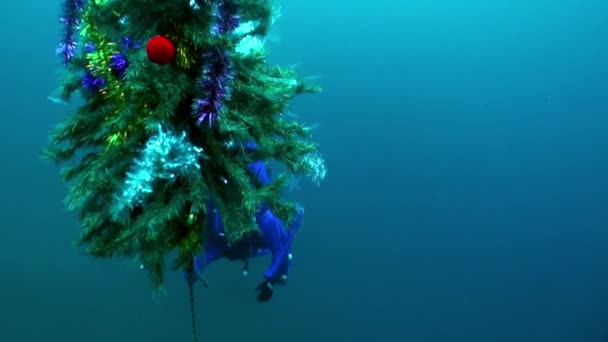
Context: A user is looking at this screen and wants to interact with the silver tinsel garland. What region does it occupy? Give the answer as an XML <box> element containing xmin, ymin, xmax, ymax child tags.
<box><xmin>112</xmin><ymin>125</ymin><xmax>205</xmax><ymax>219</ymax></box>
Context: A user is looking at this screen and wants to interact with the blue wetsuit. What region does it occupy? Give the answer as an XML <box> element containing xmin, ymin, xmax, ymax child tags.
<box><xmin>186</xmin><ymin>147</ymin><xmax>303</xmax><ymax>302</ymax></box>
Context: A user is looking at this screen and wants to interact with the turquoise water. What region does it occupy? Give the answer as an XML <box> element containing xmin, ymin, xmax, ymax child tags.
<box><xmin>1</xmin><ymin>0</ymin><xmax>607</xmax><ymax>341</ymax></box>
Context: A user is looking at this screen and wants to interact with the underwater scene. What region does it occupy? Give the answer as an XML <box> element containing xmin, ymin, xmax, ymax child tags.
<box><xmin>0</xmin><ymin>0</ymin><xmax>607</xmax><ymax>341</ymax></box>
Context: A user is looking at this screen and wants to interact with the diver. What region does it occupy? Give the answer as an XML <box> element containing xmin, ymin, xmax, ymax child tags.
<box><xmin>186</xmin><ymin>142</ymin><xmax>303</xmax><ymax>302</ymax></box>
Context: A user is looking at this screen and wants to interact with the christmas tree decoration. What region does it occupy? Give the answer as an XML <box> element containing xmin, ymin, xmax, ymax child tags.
<box><xmin>57</xmin><ymin>0</ymin><xmax>86</xmax><ymax>65</ymax></box>
<box><xmin>45</xmin><ymin>0</ymin><xmax>326</xmax><ymax>337</ymax></box>
<box><xmin>146</xmin><ymin>35</ymin><xmax>176</xmax><ymax>65</ymax></box>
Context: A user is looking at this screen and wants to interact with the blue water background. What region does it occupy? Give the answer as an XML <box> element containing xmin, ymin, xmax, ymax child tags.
<box><xmin>0</xmin><ymin>0</ymin><xmax>607</xmax><ymax>341</ymax></box>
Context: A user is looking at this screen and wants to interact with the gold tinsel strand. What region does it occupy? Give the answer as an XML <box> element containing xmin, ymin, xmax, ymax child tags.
<box><xmin>81</xmin><ymin>0</ymin><xmax>149</xmax><ymax>149</ymax></box>
<box><xmin>176</xmin><ymin>44</ymin><xmax>194</xmax><ymax>70</ymax></box>
<box><xmin>106</xmin><ymin>130</ymin><xmax>127</xmax><ymax>146</ymax></box>
<box><xmin>165</xmin><ymin>33</ymin><xmax>197</xmax><ymax>70</ymax></box>
<box><xmin>81</xmin><ymin>2</ymin><xmax>128</xmax><ymax>147</ymax></box>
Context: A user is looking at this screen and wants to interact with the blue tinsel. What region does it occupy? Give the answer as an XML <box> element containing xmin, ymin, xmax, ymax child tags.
<box><xmin>82</xmin><ymin>71</ymin><xmax>106</xmax><ymax>92</ymax></box>
<box><xmin>80</xmin><ymin>37</ymin><xmax>136</xmax><ymax>93</ymax></box>
<box><xmin>110</xmin><ymin>53</ymin><xmax>129</xmax><ymax>78</ymax></box>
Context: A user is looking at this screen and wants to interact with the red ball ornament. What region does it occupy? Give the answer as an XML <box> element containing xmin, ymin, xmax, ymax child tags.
<box><xmin>146</xmin><ymin>35</ymin><xmax>175</xmax><ymax>65</ymax></box>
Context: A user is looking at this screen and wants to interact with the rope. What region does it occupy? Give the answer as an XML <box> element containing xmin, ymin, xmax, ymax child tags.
<box><xmin>189</xmin><ymin>280</ymin><xmax>198</xmax><ymax>342</ymax></box>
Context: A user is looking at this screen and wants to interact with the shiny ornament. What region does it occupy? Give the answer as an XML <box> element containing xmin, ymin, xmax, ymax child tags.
<box><xmin>146</xmin><ymin>35</ymin><xmax>175</xmax><ymax>65</ymax></box>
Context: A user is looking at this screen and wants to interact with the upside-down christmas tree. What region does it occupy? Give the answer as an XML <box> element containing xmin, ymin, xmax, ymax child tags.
<box><xmin>45</xmin><ymin>0</ymin><xmax>326</xmax><ymax>318</ymax></box>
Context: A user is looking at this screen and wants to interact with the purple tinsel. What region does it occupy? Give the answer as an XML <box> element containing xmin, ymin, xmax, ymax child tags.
<box><xmin>193</xmin><ymin>50</ymin><xmax>233</xmax><ymax>126</ymax></box>
<box><xmin>212</xmin><ymin>0</ymin><xmax>240</xmax><ymax>35</ymax></box>
<box><xmin>57</xmin><ymin>0</ymin><xmax>87</xmax><ymax>65</ymax></box>
<box><xmin>192</xmin><ymin>1</ymin><xmax>239</xmax><ymax>127</ymax></box>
